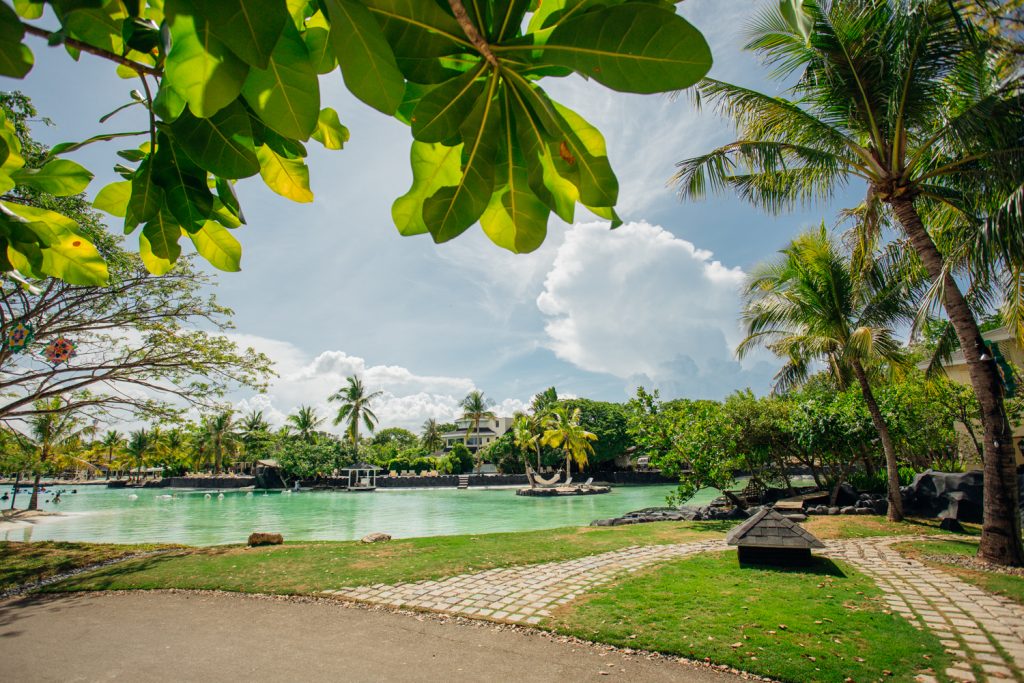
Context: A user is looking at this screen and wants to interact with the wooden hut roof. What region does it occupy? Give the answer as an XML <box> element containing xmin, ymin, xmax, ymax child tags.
<box><xmin>725</xmin><ymin>507</ymin><xmax>824</xmax><ymax>549</ymax></box>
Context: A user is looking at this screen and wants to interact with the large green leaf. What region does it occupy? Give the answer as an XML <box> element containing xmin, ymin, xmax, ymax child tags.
<box><xmin>191</xmin><ymin>0</ymin><xmax>288</xmax><ymax>69</ymax></box>
<box><xmin>423</xmin><ymin>80</ymin><xmax>501</xmax><ymax>242</ymax></box>
<box><xmin>526</xmin><ymin>4</ymin><xmax>712</xmax><ymax>94</ymax></box>
<box><xmin>188</xmin><ymin>220</ymin><xmax>241</xmax><ymax>272</ymax></box>
<box><xmin>140</xmin><ymin>211</ymin><xmax>182</xmax><ymax>275</ymax></box>
<box><xmin>510</xmin><ymin>77</ymin><xmax>617</xmax><ymax>207</ymax></box>
<box><xmin>0</xmin><ymin>2</ymin><xmax>33</xmax><ymax>78</ymax></box>
<box><xmin>411</xmin><ymin>65</ymin><xmax>486</xmax><ymax>144</ymax></box>
<box><xmin>2</xmin><ymin>201</ymin><xmax>109</xmax><ymax>285</ymax></box>
<box><xmin>480</xmin><ymin>93</ymin><xmax>548</xmax><ymax>253</ymax></box>
<box><xmin>362</xmin><ymin>0</ymin><xmax>467</xmax><ymax>83</ymax></box>
<box><xmin>256</xmin><ymin>144</ymin><xmax>313</xmax><ymax>203</ymax></box>
<box><xmin>511</xmin><ymin>91</ymin><xmax>578</xmax><ymax>223</ymax></box>
<box><xmin>127</xmin><ymin>155</ymin><xmax>164</xmax><ymax>230</ymax></box>
<box><xmin>324</xmin><ymin>0</ymin><xmax>405</xmax><ymax>115</ymax></box>
<box><xmin>93</xmin><ymin>180</ymin><xmax>132</xmax><ymax>217</ymax></box>
<box><xmin>303</xmin><ymin>10</ymin><xmax>336</xmax><ymax>75</ymax></box>
<box><xmin>311</xmin><ymin>108</ymin><xmax>349</xmax><ymax>150</ymax></box>
<box><xmin>165</xmin><ymin>0</ymin><xmax>250</xmax><ymax>118</ymax></box>
<box><xmin>241</xmin><ymin>22</ymin><xmax>319</xmax><ymax>141</ymax></box>
<box><xmin>153</xmin><ymin>85</ymin><xmax>187</xmax><ymax>122</ymax></box>
<box><xmin>152</xmin><ymin>135</ymin><xmax>213</xmax><ymax>232</ymax></box>
<box><xmin>488</xmin><ymin>0</ymin><xmax>530</xmax><ymax>41</ymax></box>
<box><xmin>11</xmin><ymin>159</ymin><xmax>93</xmax><ymax>195</ymax></box>
<box><xmin>392</xmin><ymin>141</ymin><xmax>463</xmax><ymax>236</ymax></box>
<box><xmin>171</xmin><ymin>100</ymin><xmax>260</xmax><ymax>179</ymax></box>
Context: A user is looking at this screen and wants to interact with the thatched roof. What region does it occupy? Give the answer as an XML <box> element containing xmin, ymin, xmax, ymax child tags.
<box><xmin>725</xmin><ymin>508</ymin><xmax>824</xmax><ymax>549</ymax></box>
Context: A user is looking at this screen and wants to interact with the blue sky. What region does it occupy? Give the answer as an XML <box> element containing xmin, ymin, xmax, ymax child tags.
<box><xmin>3</xmin><ymin>1</ymin><xmax>864</xmax><ymax>432</ymax></box>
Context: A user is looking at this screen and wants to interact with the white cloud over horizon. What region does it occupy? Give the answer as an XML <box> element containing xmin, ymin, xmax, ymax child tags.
<box><xmin>536</xmin><ymin>221</ymin><xmax>776</xmax><ymax>399</ymax></box>
<box><xmin>226</xmin><ymin>334</ymin><xmax>529</xmax><ymax>434</ymax></box>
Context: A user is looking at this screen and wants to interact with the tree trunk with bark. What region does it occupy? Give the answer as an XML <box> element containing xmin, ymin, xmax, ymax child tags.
<box><xmin>891</xmin><ymin>198</ymin><xmax>1023</xmax><ymax>565</ymax></box>
<box><xmin>852</xmin><ymin>359</ymin><xmax>904</xmax><ymax>521</ymax></box>
<box><xmin>28</xmin><ymin>473</ymin><xmax>41</xmax><ymax>511</ymax></box>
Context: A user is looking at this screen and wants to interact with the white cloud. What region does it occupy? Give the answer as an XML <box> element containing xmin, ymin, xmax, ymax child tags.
<box><xmin>536</xmin><ymin>221</ymin><xmax>776</xmax><ymax>399</ymax></box>
<box><xmin>224</xmin><ymin>334</ymin><xmax>526</xmax><ymax>432</ymax></box>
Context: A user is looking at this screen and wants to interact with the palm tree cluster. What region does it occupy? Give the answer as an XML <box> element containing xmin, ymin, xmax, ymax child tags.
<box><xmin>677</xmin><ymin>0</ymin><xmax>1024</xmax><ymax>563</ymax></box>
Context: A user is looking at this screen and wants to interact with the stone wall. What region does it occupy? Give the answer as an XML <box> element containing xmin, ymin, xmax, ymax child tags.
<box><xmin>165</xmin><ymin>476</ymin><xmax>257</xmax><ymax>489</ymax></box>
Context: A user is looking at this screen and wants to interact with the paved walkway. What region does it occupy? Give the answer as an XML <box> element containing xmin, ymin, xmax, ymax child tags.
<box><xmin>825</xmin><ymin>536</ymin><xmax>1024</xmax><ymax>682</ymax></box>
<box><xmin>0</xmin><ymin>591</ymin><xmax>745</xmax><ymax>682</ymax></box>
<box><xmin>322</xmin><ymin>538</ymin><xmax>725</xmax><ymax>625</ymax></box>
<box><xmin>322</xmin><ymin>535</ymin><xmax>1024</xmax><ymax>682</ymax></box>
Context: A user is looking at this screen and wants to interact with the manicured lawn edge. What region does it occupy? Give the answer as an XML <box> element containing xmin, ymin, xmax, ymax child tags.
<box><xmin>544</xmin><ymin>550</ymin><xmax>950</xmax><ymax>683</ymax></box>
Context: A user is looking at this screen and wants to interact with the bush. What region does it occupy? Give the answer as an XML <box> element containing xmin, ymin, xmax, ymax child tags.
<box><xmin>448</xmin><ymin>443</ymin><xmax>474</xmax><ymax>474</ymax></box>
<box><xmin>410</xmin><ymin>457</ymin><xmax>436</xmax><ymax>474</ymax></box>
<box><xmin>848</xmin><ymin>466</ymin><xmax>918</xmax><ymax>494</ymax></box>
<box><xmin>386</xmin><ymin>458</ymin><xmax>411</xmax><ymax>474</ymax></box>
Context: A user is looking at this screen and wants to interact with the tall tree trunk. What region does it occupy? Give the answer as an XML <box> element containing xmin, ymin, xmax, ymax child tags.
<box><xmin>28</xmin><ymin>473</ymin><xmax>41</xmax><ymax>511</ymax></box>
<box><xmin>852</xmin><ymin>359</ymin><xmax>904</xmax><ymax>521</ymax></box>
<box><xmin>9</xmin><ymin>471</ymin><xmax>19</xmax><ymax>509</ymax></box>
<box><xmin>891</xmin><ymin>198</ymin><xmax>1023</xmax><ymax>565</ymax></box>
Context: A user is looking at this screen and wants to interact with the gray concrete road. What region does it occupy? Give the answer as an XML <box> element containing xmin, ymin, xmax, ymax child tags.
<box><xmin>0</xmin><ymin>591</ymin><xmax>746</xmax><ymax>682</ymax></box>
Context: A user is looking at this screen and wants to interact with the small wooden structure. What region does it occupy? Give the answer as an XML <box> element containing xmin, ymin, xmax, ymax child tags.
<box><xmin>725</xmin><ymin>508</ymin><xmax>824</xmax><ymax>566</ymax></box>
<box><xmin>342</xmin><ymin>463</ymin><xmax>379</xmax><ymax>491</ymax></box>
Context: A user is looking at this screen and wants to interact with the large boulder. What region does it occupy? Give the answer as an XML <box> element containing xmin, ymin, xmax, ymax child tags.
<box><xmin>361</xmin><ymin>532</ymin><xmax>392</xmax><ymax>543</ymax></box>
<box><xmin>248</xmin><ymin>532</ymin><xmax>283</xmax><ymax>547</ymax></box>
<box><xmin>901</xmin><ymin>470</ymin><xmax>983</xmax><ymax>523</ymax></box>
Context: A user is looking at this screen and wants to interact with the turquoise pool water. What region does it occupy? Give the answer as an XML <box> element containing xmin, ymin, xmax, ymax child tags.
<box><xmin>1</xmin><ymin>484</ymin><xmax>717</xmax><ymax>546</ymax></box>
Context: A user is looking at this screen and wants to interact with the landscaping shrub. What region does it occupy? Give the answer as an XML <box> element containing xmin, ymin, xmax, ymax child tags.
<box><xmin>410</xmin><ymin>457</ymin><xmax>436</xmax><ymax>474</ymax></box>
<box><xmin>386</xmin><ymin>458</ymin><xmax>411</xmax><ymax>474</ymax></box>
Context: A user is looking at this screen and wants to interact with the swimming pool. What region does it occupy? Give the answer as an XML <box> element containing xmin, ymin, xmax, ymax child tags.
<box><xmin>2</xmin><ymin>483</ymin><xmax>718</xmax><ymax>546</ymax></box>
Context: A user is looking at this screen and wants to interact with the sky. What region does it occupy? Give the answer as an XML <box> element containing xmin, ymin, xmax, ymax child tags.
<box><xmin>2</xmin><ymin>0</ymin><xmax>865</xmax><ymax>434</ymax></box>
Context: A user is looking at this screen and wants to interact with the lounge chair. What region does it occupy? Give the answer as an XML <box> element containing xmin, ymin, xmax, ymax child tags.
<box><xmin>389</xmin><ymin>470</ymin><xmax>398</xmax><ymax>478</ymax></box>
<box><xmin>581</xmin><ymin>477</ymin><xmax>593</xmax><ymax>488</ymax></box>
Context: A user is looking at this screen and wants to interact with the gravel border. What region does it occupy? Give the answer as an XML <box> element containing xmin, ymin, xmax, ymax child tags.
<box><xmin>0</xmin><ymin>549</ymin><xmax>175</xmax><ymax>601</ymax></box>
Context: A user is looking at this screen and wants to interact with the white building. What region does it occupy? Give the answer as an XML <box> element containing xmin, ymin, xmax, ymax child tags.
<box><xmin>442</xmin><ymin>416</ymin><xmax>514</xmax><ymax>453</ymax></box>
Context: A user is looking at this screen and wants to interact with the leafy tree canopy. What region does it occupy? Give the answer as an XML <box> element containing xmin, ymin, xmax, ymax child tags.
<box><xmin>0</xmin><ymin>0</ymin><xmax>712</xmax><ymax>285</ymax></box>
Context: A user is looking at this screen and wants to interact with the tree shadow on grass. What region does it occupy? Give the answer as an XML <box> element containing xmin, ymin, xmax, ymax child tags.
<box><xmin>737</xmin><ymin>555</ymin><xmax>847</xmax><ymax>578</ymax></box>
<box><xmin>42</xmin><ymin>551</ymin><xmax>196</xmax><ymax>592</ymax></box>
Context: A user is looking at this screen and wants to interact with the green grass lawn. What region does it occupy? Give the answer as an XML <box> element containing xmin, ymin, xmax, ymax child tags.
<box><xmin>896</xmin><ymin>537</ymin><xmax>1024</xmax><ymax>605</ymax></box>
<box><xmin>546</xmin><ymin>551</ymin><xmax>950</xmax><ymax>683</ymax></box>
<box><xmin>46</xmin><ymin>516</ymin><xmax>969</xmax><ymax>595</ymax></box>
<box><xmin>0</xmin><ymin>541</ymin><xmax>175</xmax><ymax>591</ymax></box>
<box><xmin>50</xmin><ymin>522</ymin><xmax>734</xmax><ymax>594</ymax></box>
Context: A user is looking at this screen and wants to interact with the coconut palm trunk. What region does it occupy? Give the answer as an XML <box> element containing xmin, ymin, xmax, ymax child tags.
<box><xmin>850</xmin><ymin>359</ymin><xmax>903</xmax><ymax>522</ymax></box>
<box><xmin>891</xmin><ymin>198</ymin><xmax>1022</xmax><ymax>564</ymax></box>
<box><xmin>28</xmin><ymin>443</ymin><xmax>49</xmax><ymax>511</ymax></box>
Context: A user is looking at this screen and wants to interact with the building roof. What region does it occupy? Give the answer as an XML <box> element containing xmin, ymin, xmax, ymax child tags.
<box><xmin>725</xmin><ymin>508</ymin><xmax>824</xmax><ymax>549</ymax></box>
<box><xmin>256</xmin><ymin>459</ymin><xmax>279</xmax><ymax>468</ymax></box>
<box><xmin>916</xmin><ymin>326</ymin><xmax>1015</xmax><ymax>370</ymax></box>
<box><xmin>443</xmin><ymin>428</ymin><xmax>497</xmax><ymax>438</ymax></box>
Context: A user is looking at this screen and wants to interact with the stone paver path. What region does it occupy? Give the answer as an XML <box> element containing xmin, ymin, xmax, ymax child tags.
<box><xmin>823</xmin><ymin>536</ymin><xmax>1024</xmax><ymax>682</ymax></box>
<box><xmin>321</xmin><ymin>538</ymin><xmax>726</xmax><ymax>625</ymax></box>
<box><xmin>321</xmin><ymin>534</ymin><xmax>1024</xmax><ymax>682</ymax></box>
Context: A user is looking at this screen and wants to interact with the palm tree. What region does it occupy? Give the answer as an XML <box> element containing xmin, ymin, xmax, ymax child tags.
<box><xmin>459</xmin><ymin>390</ymin><xmax>496</xmax><ymax>449</ymax></box>
<box><xmin>739</xmin><ymin>226</ymin><xmax>912</xmax><ymax>520</ymax></box>
<box><xmin>100</xmin><ymin>429</ymin><xmax>124</xmax><ymax>473</ymax></box>
<box><xmin>124</xmin><ymin>429</ymin><xmax>153</xmax><ymax>482</ymax></box>
<box><xmin>512</xmin><ymin>411</ymin><xmax>543</xmax><ymax>470</ymax></box>
<box><xmin>674</xmin><ymin>0</ymin><xmax>1024</xmax><ymax>564</ymax></box>
<box><xmin>542</xmin><ymin>406</ymin><xmax>597</xmax><ymax>476</ymax></box>
<box><xmin>23</xmin><ymin>399</ymin><xmax>91</xmax><ymax>509</ymax></box>
<box><xmin>329</xmin><ymin>376</ymin><xmax>383</xmax><ymax>445</ymax></box>
<box><xmin>287</xmin><ymin>405</ymin><xmax>324</xmax><ymax>443</ymax></box>
<box><xmin>238</xmin><ymin>410</ymin><xmax>272</xmax><ymax>465</ymax></box>
<box><xmin>199</xmin><ymin>411</ymin><xmax>239</xmax><ymax>474</ymax></box>
<box><xmin>420</xmin><ymin>418</ymin><xmax>444</xmax><ymax>453</ymax></box>
<box><xmin>531</xmin><ymin>387</ymin><xmax>559</xmax><ymax>415</ymax></box>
